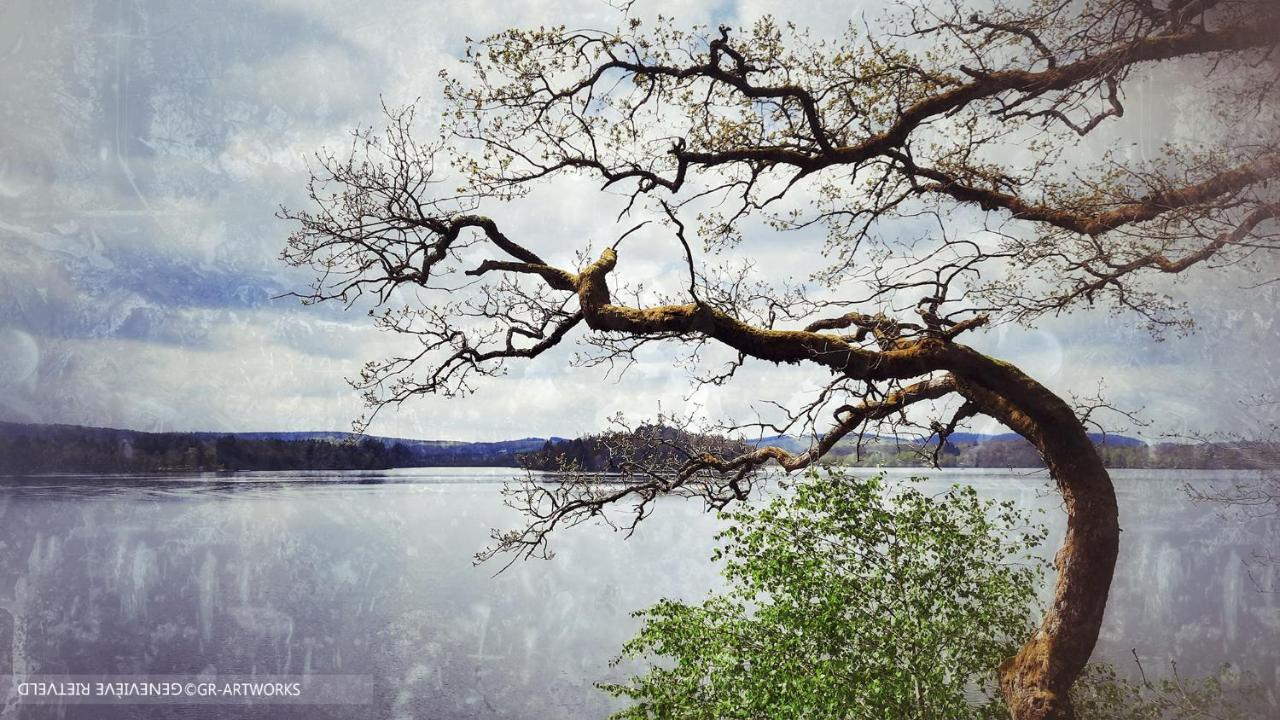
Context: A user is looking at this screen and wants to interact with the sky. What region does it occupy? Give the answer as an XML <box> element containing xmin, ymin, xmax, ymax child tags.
<box><xmin>0</xmin><ymin>0</ymin><xmax>1277</xmax><ymax>442</ymax></box>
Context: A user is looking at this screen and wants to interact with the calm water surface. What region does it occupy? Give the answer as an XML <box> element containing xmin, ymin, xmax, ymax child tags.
<box><xmin>0</xmin><ymin>467</ymin><xmax>1276</xmax><ymax>718</ymax></box>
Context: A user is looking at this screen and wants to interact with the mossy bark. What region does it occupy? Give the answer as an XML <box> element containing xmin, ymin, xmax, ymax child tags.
<box><xmin>944</xmin><ymin>346</ymin><xmax>1119</xmax><ymax>720</ymax></box>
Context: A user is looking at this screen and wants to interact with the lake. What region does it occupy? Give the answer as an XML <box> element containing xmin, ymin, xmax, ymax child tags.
<box><xmin>0</xmin><ymin>467</ymin><xmax>1276</xmax><ymax>718</ymax></box>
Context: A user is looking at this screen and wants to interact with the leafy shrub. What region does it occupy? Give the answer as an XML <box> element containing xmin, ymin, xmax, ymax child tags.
<box><xmin>602</xmin><ymin>467</ymin><xmax>1048</xmax><ymax>719</ymax></box>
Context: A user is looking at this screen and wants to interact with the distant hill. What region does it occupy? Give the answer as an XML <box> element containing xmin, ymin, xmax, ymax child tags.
<box><xmin>943</xmin><ymin>432</ymin><xmax>1146</xmax><ymax>448</ymax></box>
<box><xmin>752</xmin><ymin>431</ymin><xmax>1144</xmax><ymax>449</ymax></box>
<box><xmin>747</xmin><ymin>431</ymin><xmax>1274</xmax><ymax>470</ymax></box>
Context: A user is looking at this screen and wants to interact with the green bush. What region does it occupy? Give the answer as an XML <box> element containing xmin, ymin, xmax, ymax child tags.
<box><xmin>602</xmin><ymin>467</ymin><xmax>1048</xmax><ymax>719</ymax></box>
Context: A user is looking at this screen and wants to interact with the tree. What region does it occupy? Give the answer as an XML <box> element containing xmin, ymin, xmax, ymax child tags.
<box><xmin>604</xmin><ymin>470</ymin><xmax>1269</xmax><ymax>720</ymax></box>
<box><xmin>281</xmin><ymin>2</ymin><xmax>1279</xmax><ymax>718</ymax></box>
<box><xmin>602</xmin><ymin>468</ymin><xmax>1047</xmax><ymax>719</ymax></box>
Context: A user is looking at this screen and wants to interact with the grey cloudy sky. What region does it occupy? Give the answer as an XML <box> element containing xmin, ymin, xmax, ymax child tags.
<box><xmin>0</xmin><ymin>0</ymin><xmax>1276</xmax><ymax>441</ymax></box>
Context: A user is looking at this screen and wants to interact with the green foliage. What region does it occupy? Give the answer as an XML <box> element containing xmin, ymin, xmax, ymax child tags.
<box><xmin>602</xmin><ymin>467</ymin><xmax>1048</xmax><ymax>720</ymax></box>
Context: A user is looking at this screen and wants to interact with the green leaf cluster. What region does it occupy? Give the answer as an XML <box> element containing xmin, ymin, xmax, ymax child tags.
<box><xmin>602</xmin><ymin>467</ymin><xmax>1049</xmax><ymax>719</ymax></box>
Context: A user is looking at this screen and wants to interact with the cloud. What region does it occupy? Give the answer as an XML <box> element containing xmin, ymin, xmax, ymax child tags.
<box><xmin>0</xmin><ymin>0</ymin><xmax>1275</xmax><ymax>440</ymax></box>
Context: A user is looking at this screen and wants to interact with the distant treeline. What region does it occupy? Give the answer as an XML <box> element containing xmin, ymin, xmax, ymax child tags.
<box><xmin>0</xmin><ymin>433</ymin><xmax>411</xmax><ymax>474</ymax></box>
<box><xmin>0</xmin><ymin>423</ymin><xmax>541</xmax><ymax>474</ymax></box>
<box><xmin>1</xmin><ymin>421</ymin><xmax>1275</xmax><ymax>475</ymax></box>
<box><xmin>524</xmin><ymin>430</ymin><xmax>1280</xmax><ymax>472</ymax></box>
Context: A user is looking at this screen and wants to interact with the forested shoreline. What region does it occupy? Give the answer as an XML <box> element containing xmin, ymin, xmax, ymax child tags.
<box><xmin>521</xmin><ymin>431</ymin><xmax>1280</xmax><ymax>472</ymax></box>
<box><xmin>2</xmin><ymin>421</ymin><xmax>1275</xmax><ymax>475</ymax></box>
<box><xmin>0</xmin><ymin>422</ymin><xmax>540</xmax><ymax>474</ymax></box>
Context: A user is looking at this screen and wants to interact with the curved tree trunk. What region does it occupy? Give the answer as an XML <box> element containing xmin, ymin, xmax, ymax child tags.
<box><xmin>577</xmin><ymin>256</ymin><xmax>1119</xmax><ymax>717</ymax></box>
<box><xmin>944</xmin><ymin>346</ymin><xmax>1120</xmax><ymax>720</ymax></box>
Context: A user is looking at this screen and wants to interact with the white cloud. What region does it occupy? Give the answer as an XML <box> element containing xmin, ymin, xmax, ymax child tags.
<box><xmin>0</xmin><ymin>0</ymin><xmax>1275</xmax><ymax>441</ymax></box>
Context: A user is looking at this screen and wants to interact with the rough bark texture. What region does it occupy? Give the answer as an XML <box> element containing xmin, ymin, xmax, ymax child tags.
<box><xmin>946</xmin><ymin>347</ymin><xmax>1120</xmax><ymax>720</ymax></box>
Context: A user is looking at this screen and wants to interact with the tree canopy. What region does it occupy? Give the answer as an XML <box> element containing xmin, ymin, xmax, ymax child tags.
<box><xmin>282</xmin><ymin>2</ymin><xmax>1278</xmax><ymax>717</ymax></box>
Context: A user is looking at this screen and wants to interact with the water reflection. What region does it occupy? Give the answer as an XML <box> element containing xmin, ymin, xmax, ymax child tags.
<box><xmin>0</xmin><ymin>468</ymin><xmax>530</xmax><ymax>496</ymax></box>
<box><xmin>0</xmin><ymin>468</ymin><xmax>1275</xmax><ymax>718</ymax></box>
